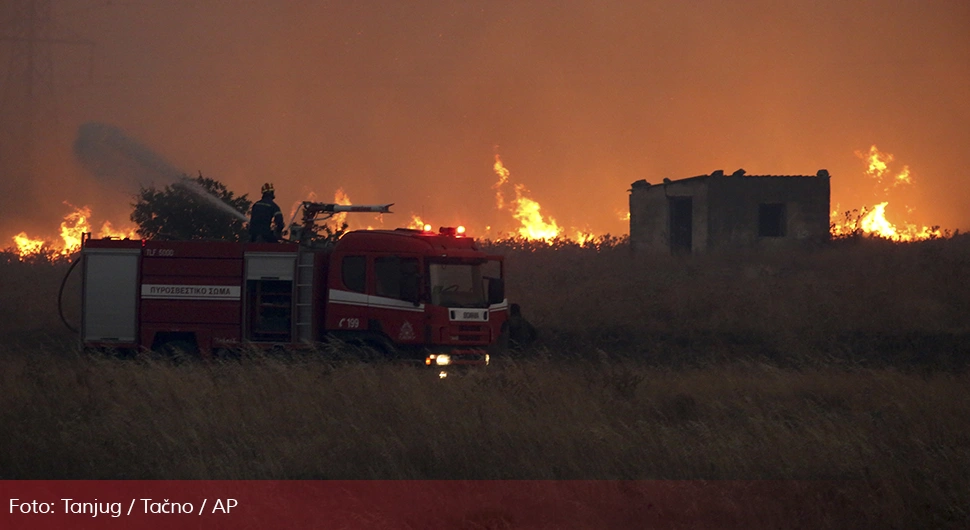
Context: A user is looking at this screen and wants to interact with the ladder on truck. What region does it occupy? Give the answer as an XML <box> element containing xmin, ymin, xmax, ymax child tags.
<box><xmin>295</xmin><ymin>250</ymin><xmax>314</xmax><ymax>342</ymax></box>
<box><xmin>285</xmin><ymin>200</ymin><xmax>394</xmax><ymax>342</ymax></box>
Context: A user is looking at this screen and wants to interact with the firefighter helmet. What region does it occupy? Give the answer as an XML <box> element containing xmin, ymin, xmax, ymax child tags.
<box><xmin>261</xmin><ymin>182</ymin><xmax>275</xmax><ymax>195</ymax></box>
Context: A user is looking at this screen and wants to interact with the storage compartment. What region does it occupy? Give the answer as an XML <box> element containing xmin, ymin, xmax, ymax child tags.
<box><xmin>82</xmin><ymin>248</ymin><xmax>141</xmax><ymax>342</ymax></box>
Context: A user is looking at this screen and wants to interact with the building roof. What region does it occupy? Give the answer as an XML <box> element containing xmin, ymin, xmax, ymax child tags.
<box><xmin>630</xmin><ymin>169</ymin><xmax>829</xmax><ymax>190</ymax></box>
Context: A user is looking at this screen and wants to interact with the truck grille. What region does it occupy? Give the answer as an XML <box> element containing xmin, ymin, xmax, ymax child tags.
<box><xmin>447</xmin><ymin>324</ymin><xmax>490</xmax><ymax>344</ymax></box>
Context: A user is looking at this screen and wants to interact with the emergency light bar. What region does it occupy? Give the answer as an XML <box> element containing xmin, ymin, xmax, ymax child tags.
<box><xmin>438</xmin><ymin>226</ymin><xmax>466</xmax><ymax>236</ymax></box>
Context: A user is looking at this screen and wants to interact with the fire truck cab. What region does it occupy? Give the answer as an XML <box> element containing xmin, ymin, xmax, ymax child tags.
<box><xmin>80</xmin><ymin>225</ymin><xmax>507</xmax><ymax>367</ymax></box>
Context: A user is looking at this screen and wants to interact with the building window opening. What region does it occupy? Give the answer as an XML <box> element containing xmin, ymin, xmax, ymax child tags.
<box><xmin>668</xmin><ymin>196</ymin><xmax>693</xmax><ymax>253</ymax></box>
<box><xmin>758</xmin><ymin>203</ymin><xmax>787</xmax><ymax>237</ymax></box>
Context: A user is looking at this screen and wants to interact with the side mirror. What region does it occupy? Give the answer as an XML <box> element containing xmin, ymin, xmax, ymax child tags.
<box><xmin>487</xmin><ymin>277</ymin><xmax>505</xmax><ymax>305</ymax></box>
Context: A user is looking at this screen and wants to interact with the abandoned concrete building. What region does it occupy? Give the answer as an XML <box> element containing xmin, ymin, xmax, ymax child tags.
<box><xmin>629</xmin><ymin>169</ymin><xmax>831</xmax><ymax>254</ymax></box>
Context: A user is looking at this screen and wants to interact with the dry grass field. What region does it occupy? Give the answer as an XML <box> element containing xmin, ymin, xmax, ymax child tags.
<box><xmin>1</xmin><ymin>236</ymin><xmax>969</xmax><ymax>527</ymax></box>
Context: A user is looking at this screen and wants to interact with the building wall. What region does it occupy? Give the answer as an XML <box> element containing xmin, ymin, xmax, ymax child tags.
<box><xmin>706</xmin><ymin>175</ymin><xmax>830</xmax><ymax>250</ymax></box>
<box><xmin>629</xmin><ymin>183</ymin><xmax>667</xmax><ymax>254</ymax></box>
<box><xmin>629</xmin><ymin>178</ymin><xmax>710</xmax><ymax>253</ymax></box>
<box><xmin>630</xmin><ymin>173</ymin><xmax>830</xmax><ymax>254</ymax></box>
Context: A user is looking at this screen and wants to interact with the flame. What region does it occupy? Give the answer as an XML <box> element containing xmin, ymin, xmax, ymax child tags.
<box><xmin>7</xmin><ymin>204</ymin><xmax>138</xmax><ymax>260</ymax></box>
<box><xmin>574</xmin><ymin>231</ymin><xmax>595</xmax><ymax>245</ymax></box>
<box><xmin>331</xmin><ymin>188</ymin><xmax>352</xmax><ymax>229</ymax></box>
<box><xmin>859</xmin><ymin>203</ymin><xmax>897</xmax><ymax>237</ymax></box>
<box><xmin>59</xmin><ymin>207</ymin><xmax>89</xmax><ymax>254</ymax></box>
<box><xmin>13</xmin><ymin>232</ymin><xmax>47</xmax><ymax>256</ymax></box>
<box><xmin>893</xmin><ymin>166</ymin><xmax>911</xmax><ymax>186</ymax></box>
<box><xmin>831</xmin><ymin>146</ymin><xmax>945</xmax><ymax>241</ymax></box>
<box><xmin>329</xmin><ymin>188</ymin><xmax>386</xmax><ymax>231</ymax></box>
<box><xmin>492</xmin><ymin>154</ymin><xmax>509</xmax><ymax>210</ymax></box>
<box><xmin>834</xmin><ymin>202</ymin><xmax>943</xmax><ymax>241</ymax></box>
<box><xmin>510</xmin><ymin>184</ymin><xmax>561</xmax><ymax>240</ymax></box>
<box><xmin>491</xmin><ymin>155</ymin><xmax>563</xmax><ymax>242</ymax></box>
<box><xmin>407</xmin><ymin>215</ymin><xmax>432</xmax><ymax>231</ymax></box>
<box><xmin>857</xmin><ymin>145</ymin><xmax>911</xmax><ymax>191</ymax></box>
<box><xmin>860</xmin><ymin>145</ymin><xmax>891</xmax><ymax>178</ymax></box>
<box><xmin>99</xmin><ymin>220</ymin><xmax>137</xmax><ymax>239</ymax></box>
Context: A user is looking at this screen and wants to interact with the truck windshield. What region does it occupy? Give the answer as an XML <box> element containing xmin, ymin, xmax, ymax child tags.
<box><xmin>428</xmin><ymin>262</ymin><xmax>487</xmax><ymax>308</ymax></box>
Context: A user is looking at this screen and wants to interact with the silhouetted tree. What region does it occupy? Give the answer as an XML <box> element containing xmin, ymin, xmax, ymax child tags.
<box><xmin>131</xmin><ymin>175</ymin><xmax>251</xmax><ymax>241</ymax></box>
<box><xmin>296</xmin><ymin>218</ymin><xmax>349</xmax><ymax>247</ymax></box>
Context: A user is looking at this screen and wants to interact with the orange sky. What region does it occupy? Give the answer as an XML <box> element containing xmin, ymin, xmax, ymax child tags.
<box><xmin>1</xmin><ymin>0</ymin><xmax>968</xmax><ymax>240</ymax></box>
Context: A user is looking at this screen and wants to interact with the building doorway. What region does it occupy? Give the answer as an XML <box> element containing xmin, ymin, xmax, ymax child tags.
<box><xmin>668</xmin><ymin>196</ymin><xmax>693</xmax><ymax>253</ymax></box>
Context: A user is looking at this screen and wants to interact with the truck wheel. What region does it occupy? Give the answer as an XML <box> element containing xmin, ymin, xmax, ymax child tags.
<box><xmin>157</xmin><ymin>339</ymin><xmax>198</xmax><ymax>361</ymax></box>
<box><xmin>353</xmin><ymin>339</ymin><xmax>387</xmax><ymax>362</ymax></box>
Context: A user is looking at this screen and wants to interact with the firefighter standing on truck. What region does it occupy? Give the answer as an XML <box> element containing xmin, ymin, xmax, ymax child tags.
<box><xmin>249</xmin><ymin>183</ymin><xmax>285</xmax><ymax>242</ymax></box>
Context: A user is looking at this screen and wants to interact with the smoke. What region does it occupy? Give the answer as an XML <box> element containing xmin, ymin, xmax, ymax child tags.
<box><xmin>74</xmin><ymin>122</ymin><xmax>184</xmax><ymax>191</ymax></box>
<box><xmin>73</xmin><ymin>122</ymin><xmax>247</xmax><ymax>222</ymax></box>
<box><xmin>0</xmin><ymin>2</ymin><xmax>963</xmax><ymax>237</ymax></box>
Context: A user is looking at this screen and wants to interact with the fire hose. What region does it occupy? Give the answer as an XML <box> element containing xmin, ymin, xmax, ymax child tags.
<box><xmin>58</xmin><ymin>256</ymin><xmax>81</xmax><ymax>334</ymax></box>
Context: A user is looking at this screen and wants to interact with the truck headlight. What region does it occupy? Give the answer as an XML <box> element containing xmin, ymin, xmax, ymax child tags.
<box><xmin>435</xmin><ymin>354</ymin><xmax>452</xmax><ymax>366</ymax></box>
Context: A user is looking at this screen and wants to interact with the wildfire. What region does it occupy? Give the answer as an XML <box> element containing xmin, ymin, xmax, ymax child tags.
<box><xmin>856</xmin><ymin>145</ymin><xmax>912</xmax><ymax>192</ymax></box>
<box><xmin>492</xmin><ymin>155</ymin><xmax>563</xmax><ymax>242</ymax></box>
<box><xmin>12</xmin><ymin>233</ymin><xmax>46</xmax><ymax>256</ymax></box>
<box><xmin>492</xmin><ymin>155</ymin><xmax>510</xmax><ymax>210</ymax></box>
<box><xmin>830</xmin><ymin>145</ymin><xmax>943</xmax><ymax>241</ymax></box>
<box><xmin>574</xmin><ymin>231</ymin><xmax>596</xmax><ymax>245</ymax></box>
<box><xmin>859</xmin><ymin>203</ymin><xmax>897</xmax><ymax>237</ymax></box>
<box><xmin>832</xmin><ymin>203</ymin><xmax>943</xmax><ymax>241</ymax></box>
<box><xmin>331</xmin><ymin>188</ymin><xmax>352</xmax><ymax>229</ymax></box>
<box><xmin>8</xmin><ymin>204</ymin><xmax>138</xmax><ymax>260</ymax></box>
<box><xmin>510</xmin><ymin>184</ymin><xmax>562</xmax><ymax>240</ymax></box>
<box><xmin>861</xmin><ymin>145</ymin><xmax>891</xmax><ymax>178</ymax></box>
<box><xmin>407</xmin><ymin>215</ymin><xmax>432</xmax><ymax>232</ymax></box>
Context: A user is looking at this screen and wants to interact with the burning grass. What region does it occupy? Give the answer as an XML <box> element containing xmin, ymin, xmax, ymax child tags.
<box><xmin>7</xmin><ymin>204</ymin><xmax>138</xmax><ymax>259</ymax></box>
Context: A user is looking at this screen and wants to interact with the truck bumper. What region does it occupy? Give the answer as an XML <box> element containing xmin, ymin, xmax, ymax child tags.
<box><xmin>425</xmin><ymin>347</ymin><xmax>489</xmax><ymax>369</ymax></box>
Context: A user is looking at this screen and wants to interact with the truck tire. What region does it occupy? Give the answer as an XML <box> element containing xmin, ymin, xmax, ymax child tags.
<box><xmin>156</xmin><ymin>338</ymin><xmax>198</xmax><ymax>362</ymax></box>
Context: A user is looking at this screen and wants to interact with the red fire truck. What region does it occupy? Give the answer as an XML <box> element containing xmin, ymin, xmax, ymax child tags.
<box><xmin>79</xmin><ymin>202</ymin><xmax>507</xmax><ymax>369</ymax></box>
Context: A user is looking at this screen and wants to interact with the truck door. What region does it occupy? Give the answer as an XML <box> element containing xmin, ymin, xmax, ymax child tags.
<box><xmin>82</xmin><ymin>246</ymin><xmax>141</xmax><ymax>345</ymax></box>
<box><xmin>326</xmin><ymin>254</ymin><xmax>369</xmax><ymax>334</ymax></box>
<box><xmin>371</xmin><ymin>256</ymin><xmax>425</xmax><ymax>346</ymax></box>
